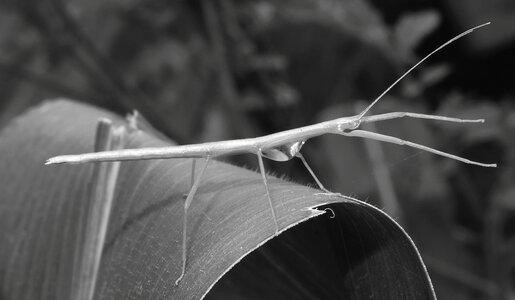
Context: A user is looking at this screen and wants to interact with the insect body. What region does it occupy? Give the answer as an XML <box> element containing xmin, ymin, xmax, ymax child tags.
<box><xmin>46</xmin><ymin>23</ymin><xmax>496</xmax><ymax>285</ymax></box>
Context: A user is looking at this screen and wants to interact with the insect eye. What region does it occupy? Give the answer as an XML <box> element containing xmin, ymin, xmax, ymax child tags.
<box><xmin>350</xmin><ymin>119</ymin><xmax>361</xmax><ymax>129</ymax></box>
<box><xmin>337</xmin><ymin>120</ymin><xmax>360</xmax><ymax>133</ymax></box>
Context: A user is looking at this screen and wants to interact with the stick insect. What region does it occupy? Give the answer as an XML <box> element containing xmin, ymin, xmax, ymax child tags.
<box><xmin>46</xmin><ymin>23</ymin><xmax>496</xmax><ymax>285</ymax></box>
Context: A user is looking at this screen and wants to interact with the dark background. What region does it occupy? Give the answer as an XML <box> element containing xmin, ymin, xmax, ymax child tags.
<box><xmin>0</xmin><ymin>0</ymin><xmax>514</xmax><ymax>299</ymax></box>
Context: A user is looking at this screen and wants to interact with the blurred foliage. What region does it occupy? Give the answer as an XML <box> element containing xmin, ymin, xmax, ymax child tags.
<box><xmin>0</xmin><ymin>0</ymin><xmax>514</xmax><ymax>299</ymax></box>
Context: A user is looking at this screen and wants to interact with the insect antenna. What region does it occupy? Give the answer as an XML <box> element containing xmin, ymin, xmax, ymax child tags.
<box><xmin>357</xmin><ymin>22</ymin><xmax>490</xmax><ymax>119</ymax></box>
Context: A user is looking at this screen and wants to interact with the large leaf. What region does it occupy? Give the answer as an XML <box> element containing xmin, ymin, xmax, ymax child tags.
<box><xmin>0</xmin><ymin>100</ymin><xmax>435</xmax><ymax>299</ymax></box>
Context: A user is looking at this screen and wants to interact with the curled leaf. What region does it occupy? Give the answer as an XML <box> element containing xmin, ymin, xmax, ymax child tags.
<box><xmin>0</xmin><ymin>100</ymin><xmax>435</xmax><ymax>299</ymax></box>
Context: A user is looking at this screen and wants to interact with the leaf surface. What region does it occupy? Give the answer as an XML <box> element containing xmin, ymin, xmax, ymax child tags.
<box><xmin>0</xmin><ymin>99</ymin><xmax>435</xmax><ymax>299</ymax></box>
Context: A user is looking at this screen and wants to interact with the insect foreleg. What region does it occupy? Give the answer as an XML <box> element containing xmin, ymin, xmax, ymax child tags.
<box><xmin>175</xmin><ymin>156</ymin><xmax>211</xmax><ymax>285</ymax></box>
<box><xmin>295</xmin><ymin>153</ymin><xmax>330</xmax><ymax>193</ymax></box>
<box><xmin>360</xmin><ymin>112</ymin><xmax>485</xmax><ymax>125</ymax></box>
<box><xmin>257</xmin><ymin>150</ymin><xmax>280</xmax><ymax>234</ymax></box>
<box><xmin>357</xmin><ymin>22</ymin><xmax>490</xmax><ymax>119</ymax></box>
<box><xmin>341</xmin><ymin>129</ymin><xmax>496</xmax><ymax>167</ymax></box>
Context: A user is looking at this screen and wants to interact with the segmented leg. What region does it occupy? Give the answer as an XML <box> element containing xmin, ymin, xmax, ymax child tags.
<box><xmin>190</xmin><ymin>159</ymin><xmax>196</xmax><ymax>189</ymax></box>
<box><xmin>341</xmin><ymin>129</ymin><xmax>496</xmax><ymax>167</ymax></box>
<box><xmin>296</xmin><ymin>152</ymin><xmax>348</xmax><ymax>199</ymax></box>
<box><xmin>257</xmin><ymin>150</ymin><xmax>280</xmax><ymax>234</ymax></box>
<box><xmin>360</xmin><ymin>111</ymin><xmax>486</xmax><ymax>124</ymax></box>
<box><xmin>296</xmin><ymin>152</ymin><xmax>330</xmax><ymax>193</ymax></box>
<box><xmin>175</xmin><ymin>156</ymin><xmax>211</xmax><ymax>285</ymax></box>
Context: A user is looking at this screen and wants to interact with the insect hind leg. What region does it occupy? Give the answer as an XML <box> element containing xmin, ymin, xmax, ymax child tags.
<box><xmin>175</xmin><ymin>156</ymin><xmax>210</xmax><ymax>285</ymax></box>
<box><xmin>182</xmin><ymin>159</ymin><xmax>197</xmax><ymax>199</ymax></box>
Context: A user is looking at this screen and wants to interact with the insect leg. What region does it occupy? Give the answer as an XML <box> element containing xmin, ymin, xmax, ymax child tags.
<box><xmin>182</xmin><ymin>159</ymin><xmax>197</xmax><ymax>199</ymax></box>
<box><xmin>296</xmin><ymin>153</ymin><xmax>348</xmax><ymax>199</ymax></box>
<box><xmin>190</xmin><ymin>159</ymin><xmax>196</xmax><ymax>189</ymax></box>
<box><xmin>342</xmin><ymin>129</ymin><xmax>496</xmax><ymax>167</ymax></box>
<box><xmin>175</xmin><ymin>156</ymin><xmax>211</xmax><ymax>285</ymax></box>
<box><xmin>357</xmin><ymin>22</ymin><xmax>489</xmax><ymax>119</ymax></box>
<box><xmin>295</xmin><ymin>152</ymin><xmax>330</xmax><ymax>193</ymax></box>
<box><xmin>257</xmin><ymin>150</ymin><xmax>280</xmax><ymax>234</ymax></box>
<box><xmin>360</xmin><ymin>111</ymin><xmax>486</xmax><ymax>124</ymax></box>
